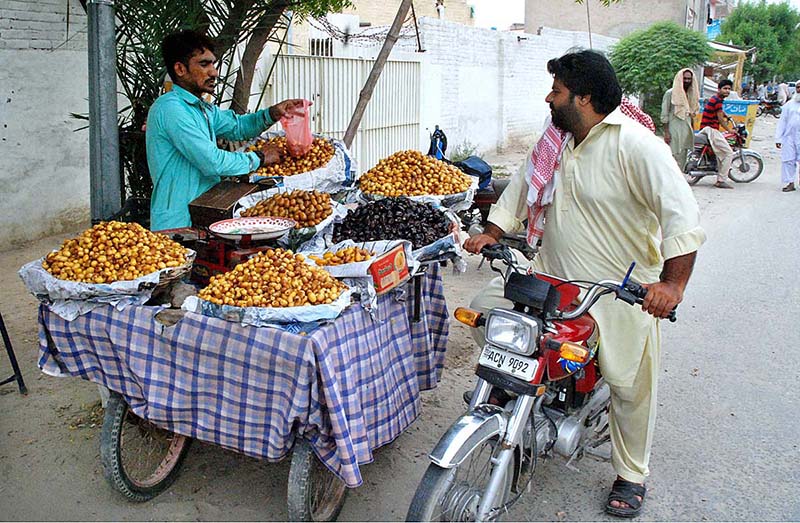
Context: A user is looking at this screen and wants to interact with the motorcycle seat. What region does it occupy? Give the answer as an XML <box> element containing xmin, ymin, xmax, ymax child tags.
<box><xmin>693</xmin><ymin>133</ymin><xmax>710</xmax><ymax>146</ymax></box>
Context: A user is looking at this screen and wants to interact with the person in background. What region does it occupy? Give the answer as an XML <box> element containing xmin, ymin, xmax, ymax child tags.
<box><xmin>464</xmin><ymin>50</ymin><xmax>705</xmax><ymax>519</ymax></box>
<box><xmin>146</xmin><ymin>29</ymin><xmax>309</xmax><ymax>231</ymax></box>
<box><xmin>699</xmin><ymin>79</ymin><xmax>735</xmax><ymax>189</ymax></box>
<box><xmin>775</xmin><ymin>82</ymin><xmax>800</xmax><ymax>192</ymax></box>
<box><xmin>757</xmin><ymin>82</ymin><xmax>766</xmax><ymax>100</ymax></box>
<box><xmin>777</xmin><ymin>81</ymin><xmax>790</xmax><ymax>106</ymax></box>
<box><xmin>661</xmin><ymin>68</ymin><xmax>700</xmax><ymax>168</ymax></box>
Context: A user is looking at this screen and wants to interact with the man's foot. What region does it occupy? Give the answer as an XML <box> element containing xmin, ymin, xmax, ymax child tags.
<box><xmin>605</xmin><ymin>477</ymin><xmax>646</xmax><ymax>518</ymax></box>
<box><xmin>714</xmin><ymin>180</ymin><xmax>734</xmax><ymax>189</ymax></box>
<box><xmin>782</xmin><ymin>182</ymin><xmax>796</xmax><ymax>192</ymax></box>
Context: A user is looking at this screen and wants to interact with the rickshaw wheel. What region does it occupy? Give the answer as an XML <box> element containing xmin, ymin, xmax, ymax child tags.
<box><xmin>100</xmin><ymin>391</ymin><xmax>191</xmax><ymax>502</ymax></box>
<box><xmin>287</xmin><ymin>439</ymin><xmax>348</xmax><ymax>521</ymax></box>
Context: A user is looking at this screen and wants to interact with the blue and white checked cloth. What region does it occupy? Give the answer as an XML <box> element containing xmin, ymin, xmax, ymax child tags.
<box><xmin>38</xmin><ymin>267</ymin><xmax>449</xmax><ymax>488</ymax></box>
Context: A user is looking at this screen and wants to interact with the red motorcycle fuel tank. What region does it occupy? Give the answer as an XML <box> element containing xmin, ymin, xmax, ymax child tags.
<box><xmin>534</xmin><ymin>274</ymin><xmax>599</xmax><ymax>385</ymax></box>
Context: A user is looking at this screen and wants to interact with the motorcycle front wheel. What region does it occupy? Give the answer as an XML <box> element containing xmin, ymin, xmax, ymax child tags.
<box><xmin>406</xmin><ymin>437</ymin><xmax>513</xmax><ymax>522</ymax></box>
<box><xmin>729</xmin><ymin>151</ymin><xmax>764</xmax><ymax>183</ymax></box>
<box><xmin>756</xmin><ymin>106</ymin><xmax>765</xmax><ymax>117</ymax></box>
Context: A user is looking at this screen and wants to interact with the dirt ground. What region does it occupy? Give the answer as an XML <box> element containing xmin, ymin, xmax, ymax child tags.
<box><xmin>0</xmin><ymin>117</ymin><xmax>790</xmax><ymax>521</ymax></box>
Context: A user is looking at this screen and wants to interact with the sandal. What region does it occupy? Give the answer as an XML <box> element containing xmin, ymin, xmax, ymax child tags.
<box><xmin>605</xmin><ymin>478</ymin><xmax>647</xmax><ymax>518</ymax></box>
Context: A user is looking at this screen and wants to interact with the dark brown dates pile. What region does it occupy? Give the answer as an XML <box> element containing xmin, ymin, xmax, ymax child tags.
<box><xmin>332</xmin><ymin>197</ymin><xmax>451</xmax><ymax>249</ymax></box>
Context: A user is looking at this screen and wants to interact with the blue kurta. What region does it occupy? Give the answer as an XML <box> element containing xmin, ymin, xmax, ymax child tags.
<box><xmin>146</xmin><ymin>85</ymin><xmax>274</xmax><ymax>230</ymax></box>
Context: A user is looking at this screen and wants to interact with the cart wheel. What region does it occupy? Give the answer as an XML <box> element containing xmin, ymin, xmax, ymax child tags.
<box><xmin>99</xmin><ymin>391</ymin><xmax>191</xmax><ymax>502</ymax></box>
<box><xmin>287</xmin><ymin>439</ymin><xmax>348</xmax><ymax>521</ymax></box>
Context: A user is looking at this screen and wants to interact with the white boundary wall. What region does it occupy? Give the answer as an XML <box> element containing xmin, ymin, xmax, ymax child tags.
<box><xmin>1</xmin><ymin>1</ymin><xmax>90</xmax><ymax>250</ymax></box>
<box><xmin>394</xmin><ymin>19</ymin><xmax>619</xmax><ymax>156</ymax></box>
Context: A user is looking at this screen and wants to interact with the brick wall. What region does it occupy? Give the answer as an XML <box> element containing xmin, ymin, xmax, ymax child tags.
<box><xmin>0</xmin><ymin>0</ymin><xmax>87</xmax><ymax>50</ymax></box>
<box><xmin>342</xmin><ymin>0</ymin><xmax>473</xmax><ymax>27</ymax></box>
<box><xmin>525</xmin><ymin>0</ymin><xmax>686</xmax><ymax>39</ymax></box>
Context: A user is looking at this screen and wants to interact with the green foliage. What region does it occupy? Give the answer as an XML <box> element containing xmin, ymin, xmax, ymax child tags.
<box><xmin>719</xmin><ymin>1</ymin><xmax>800</xmax><ymax>80</ymax></box>
<box><xmin>449</xmin><ymin>140</ymin><xmax>481</xmax><ymax>162</ymax></box>
<box><xmin>610</xmin><ymin>22</ymin><xmax>710</xmax><ymax>126</ymax></box>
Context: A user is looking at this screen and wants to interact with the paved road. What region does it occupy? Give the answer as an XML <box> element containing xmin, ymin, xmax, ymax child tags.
<box><xmin>0</xmin><ymin>117</ymin><xmax>798</xmax><ymax>521</ymax></box>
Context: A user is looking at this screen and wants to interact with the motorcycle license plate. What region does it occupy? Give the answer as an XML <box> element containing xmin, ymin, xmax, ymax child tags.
<box><xmin>478</xmin><ymin>346</ymin><xmax>538</xmax><ymax>381</ymax></box>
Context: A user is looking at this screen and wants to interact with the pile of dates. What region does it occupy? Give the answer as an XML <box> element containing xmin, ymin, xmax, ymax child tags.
<box><xmin>332</xmin><ymin>198</ymin><xmax>451</xmax><ymax>249</ymax></box>
<box><xmin>246</xmin><ymin>137</ymin><xmax>334</xmax><ymax>177</ymax></box>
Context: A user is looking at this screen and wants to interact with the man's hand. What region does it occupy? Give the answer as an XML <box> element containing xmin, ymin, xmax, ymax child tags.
<box><xmin>640</xmin><ymin>281</ymin><xmax>683</xmax><ymax>319</ymax></box>
<box><xmin>269</xmin><ymin>98</ymin><xmax>311</xmax><ymax>121</ymax></box>
<box><xmin>258</xmin><ymin>143</ymin><xmax>282</xmax><ymax>166</ymax></box>
<box><xmin>463</xmin><ymin>233</ymin><xmax>500</xmax><ymax>254</ymax></box>
<box><xmin>663</xmin><ymin>130</ymin><xmax>671</xmax><ymax>145</ymax></box>
<box><xmin>640</xmin><ymin>251</ymin><xmax>697</xmax><ymax>320</ymax></box>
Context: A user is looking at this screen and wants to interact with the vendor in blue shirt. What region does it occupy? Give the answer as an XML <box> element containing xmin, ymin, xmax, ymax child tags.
<box><xmin>146</xmin><ymin>29</ymin><xmax>308</xmax><ymax>231</ymax></box>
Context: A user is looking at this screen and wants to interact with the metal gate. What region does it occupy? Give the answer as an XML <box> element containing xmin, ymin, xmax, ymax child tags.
<box><xmin>266</xmin><ymin>55</ymin><xmax>422</xmax><ymax>173</ymax></box>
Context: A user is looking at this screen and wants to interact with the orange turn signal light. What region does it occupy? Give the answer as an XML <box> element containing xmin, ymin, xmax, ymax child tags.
<box><xmin>454</xmin><ymin>307</ymin><xmax>483</xmax><ymax>328</ymax></box>
<box><xmin>558</xmin><ymin>341</ymin><xmax>591</xmax><ymax>364</ymax></box>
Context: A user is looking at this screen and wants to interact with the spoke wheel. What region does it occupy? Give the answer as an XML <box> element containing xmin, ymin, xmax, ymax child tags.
<box><xmin>728</xmin><ymin>152</ymin><xmax>764</xmax><ymax>183</ymax></box>
<box><xmin>100</xmin><ymin>392</ymin><xmax>191</xmax><ymax>502</ymax></box>
<box><xmin>287</xmin><ymin>439</ymin><xmax>348</xmax><ymax>522</ymax></box>
<box><xmin>406</xmin><ymin>437</ymin><xmax>513</xmax><ymax>522</ymax></box>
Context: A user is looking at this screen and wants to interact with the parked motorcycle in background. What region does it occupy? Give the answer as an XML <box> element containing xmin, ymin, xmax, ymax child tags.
<box><xmin>683</xmin><ymin>122</ymin><xmax>764</xmax><ymax>185</ymax></box>
<box><xmin>406</xmin><ymin>245</ymin><xmax>676</xmax><ymax>522</ymax></box>
<box><xmin>756</xmin><ymin>98</ymin><xmax>782</xmax><ymax>117</ymax></box>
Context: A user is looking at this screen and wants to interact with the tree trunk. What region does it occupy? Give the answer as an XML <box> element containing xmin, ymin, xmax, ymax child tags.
<box><xmin>230</xmin><ymin>3</ymin><xmax>289</xmax><ymax>114</ymax></box>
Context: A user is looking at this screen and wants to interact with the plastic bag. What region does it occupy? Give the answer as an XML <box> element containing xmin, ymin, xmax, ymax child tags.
<box><xmin>282</xmin><ymin>100</ymin><xmax>313</xmax><ymax>157</ymax></box>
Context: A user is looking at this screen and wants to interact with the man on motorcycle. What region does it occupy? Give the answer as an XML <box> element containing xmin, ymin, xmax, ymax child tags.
<box><xmin>775</xmin><ymin>82</ymin><xmax>800</xmax><ymax>192</ymax></box>
<box><xmin>699</xmin><ymin>79</ymin><xmax>736</xmax><ymax>189</ymax></box>
<box><xmin>464</xmin><ymin>50</ymin><xmax>706</xmax><ymax>518</ymax></box>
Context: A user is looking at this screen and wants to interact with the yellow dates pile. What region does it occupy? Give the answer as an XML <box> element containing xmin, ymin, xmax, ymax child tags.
<box><xmin>309</xmin><ymin>246</ymin><xmax>374</xmax><ymax>266</ymax></box>
<box><xmin>359</xmin><ymin>150</ymin><xmax>473</xmax><ymax>197</ymax></box>
<box><xmin>247</xmin><ymin>136</ymin><xmax>334</xmax><ymax>177</ymax></box>
<box><xmin>197</xmin><ymin>248</ymin><xmax>347</xmax><ymax>308</ymax></box>
<box><xmin>240</xmin><ymin>190</ymin><xmax>332</xmax><ymax>228</ymax></box>
<box><xmin>42</xmin><ymin>221</ymin><xmax>188</xmax><ymax>283</ymax></box>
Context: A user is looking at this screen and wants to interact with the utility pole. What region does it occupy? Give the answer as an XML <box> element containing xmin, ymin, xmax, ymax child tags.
<box><xmin>87</xmin><ymin>0</ymin><xmax>121</xmax><ymax>222</ymax></box>
<box><xmin>343</xmin><ymin>0</ymin><xmax>413</xmax><ymax>148</ymax></box>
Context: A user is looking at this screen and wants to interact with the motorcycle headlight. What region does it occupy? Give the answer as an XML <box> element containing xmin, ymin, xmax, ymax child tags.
<box><xmin>485</xmin><ymin>308</ymin><xmax>540</xmax><ymax>356</ymax></box>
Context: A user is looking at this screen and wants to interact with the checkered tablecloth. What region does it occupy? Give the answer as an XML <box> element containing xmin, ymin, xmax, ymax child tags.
<box><xmin>37</xmin><ymin>267</ymin><xmax>449</xmax><ymax>488</ymax></box>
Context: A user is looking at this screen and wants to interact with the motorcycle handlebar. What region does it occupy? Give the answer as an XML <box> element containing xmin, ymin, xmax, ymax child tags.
<box><xmin>481</xmin><ymin>244</ymin><xmax>678</xmax><ymax>322</ymax></box>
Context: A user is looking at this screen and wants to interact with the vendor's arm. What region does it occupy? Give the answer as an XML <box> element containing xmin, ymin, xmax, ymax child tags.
<box><xmin>624</xmin><ymin>134</ymin><xmax>707</xmax><ymax>319</ymax></box>
<box><xmin>214</xmin><ymin>98</ymin><xmax>310</xmax><ymax>142</ymax></box>
<box><xmin>159</xmin><ymin>108</ymin><xmax>262</xmax><ymax>178</ymax></box>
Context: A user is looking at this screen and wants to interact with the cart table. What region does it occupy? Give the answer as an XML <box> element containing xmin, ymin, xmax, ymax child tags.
<box><xmin>37</xmin><ymin>267</ymin><xmax>448</xmax><ymax>488</ymax></box>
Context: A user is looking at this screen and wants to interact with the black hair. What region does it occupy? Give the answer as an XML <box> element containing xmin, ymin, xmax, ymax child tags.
<box><xmin>547</xmin><ymin>50</ymin><xmax>622</xmax><ymax>115</ymax></box>
<box><xmin>718</xmin><ymin>79</ymin><xmax>733</xmax><ymax>89</ymax></box>
<box><xmin>161</xmin><ymin>29</ymin><xmax>216</xmax><ymax>82</ymax></box>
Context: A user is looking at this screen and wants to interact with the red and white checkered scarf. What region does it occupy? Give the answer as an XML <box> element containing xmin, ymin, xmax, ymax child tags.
<box><xmin>525</xmin><ymin>99</ymin><xmax>655</xmax><ymax>248</ymax></box>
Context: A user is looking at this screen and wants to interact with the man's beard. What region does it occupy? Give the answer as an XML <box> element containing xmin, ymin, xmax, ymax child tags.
<box><xmin>551</xmin><ymin>97</ymin><xmax>582</xmax><ymax>133</ymax></box>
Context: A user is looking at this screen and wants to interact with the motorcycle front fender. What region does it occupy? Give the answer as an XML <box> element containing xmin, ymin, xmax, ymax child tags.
<box><xmin>429</xmin><ymin>407</ymin><xmax>508</xmax><ymax>469</ymax></box>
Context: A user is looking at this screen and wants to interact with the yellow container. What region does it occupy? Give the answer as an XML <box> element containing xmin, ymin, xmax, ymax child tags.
<box><xmin>692</xmin><ymin>99</ymin><xmax>759</xmax><ymax>147</ymax></box>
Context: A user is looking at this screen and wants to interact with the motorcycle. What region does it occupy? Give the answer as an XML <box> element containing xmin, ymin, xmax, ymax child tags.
<box><xmin>406</xmin><ymin>244</ymin><xmax>675</xmax><ymax>522</ymax></box>
<box><xmin>756</xmin><ymin>99</ymin><xmax>782</xmax><ymax>118</ymax></box>
<box><xmin>683</xmin><ymin>122</ymin><xmax>764</xmax><ymax>185</ymax></box>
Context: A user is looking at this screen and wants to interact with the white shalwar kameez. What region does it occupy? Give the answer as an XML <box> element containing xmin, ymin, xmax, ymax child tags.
<box><xmin>776</xmin><ymin>97</ymin><xmax>800</xmax><ymax>185</ymax></box>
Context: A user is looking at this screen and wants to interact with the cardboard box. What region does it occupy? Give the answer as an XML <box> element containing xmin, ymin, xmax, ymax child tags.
<box><xmin>188</xmin><ymin>181</ymin><xmax>261</xmax><ymax>228</ymax></box>
<box><xmin>368</xmin><ymin>244</ymin><xmax>410</xmax><ymax>294</ymax></box>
